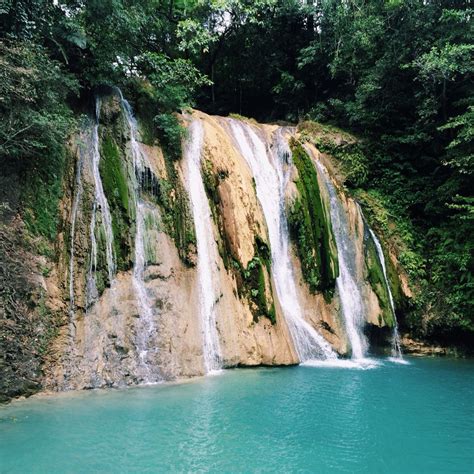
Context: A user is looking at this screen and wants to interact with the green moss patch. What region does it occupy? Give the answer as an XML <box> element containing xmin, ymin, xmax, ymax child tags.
<box><xmin>142</xmin><ymin>160</ymin><xmax>195</xmax><ymax>267</ymax></box>
<box><xmin>171</xmin><ymin>183</ymin><xmax>197</xmax><ymax>266</ymax></box>
<box><xmin>22</xmin><ymin>146</ymin><xmax>68</xmax><ymax>246</ymax></box>
<box><xmin>233</xmin><ymin>238</ymin><xmax>276</xmax><ymax>324</ymax></box>
<box><xmin>288</xmin><ymin>139</ymin><xmax>338</xmax><ymax>295</ymax></box>
<box><xmin>298</xmin><ymin>121</ymin><xmax>368</xmax><ymax>188</ymax></box>
<box><xmin>201</xmin><ymin>158</ymin><xmax>235</xmax><ymax>266</ymax></box>
<box><xmin>99</xmin><ymin>132</ymin><xmax>133</xmax><ymax>272</ymax></box>
<box><xmin>101</xmin><ymin>135</ymin><xmax>130</xmax><ymax>212</ymax></box>
<box><xmin>365</xmin><ymin>232</ymin><xmax>395</xmax><ymax>328</ymax></box>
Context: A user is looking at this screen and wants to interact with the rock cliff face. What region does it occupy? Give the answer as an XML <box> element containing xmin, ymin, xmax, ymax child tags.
<box><xmin>307</xmin><ymin>144</ymin><xmax>394</xmax><ymax>330</ymax></box>
<box><xmin>6</xmin><ymin>91</ymin><xmax>413</xmax><ymax>397</ymax></box>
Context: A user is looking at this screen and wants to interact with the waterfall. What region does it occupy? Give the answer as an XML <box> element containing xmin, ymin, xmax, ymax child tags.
<box><xmin>133</xmin><ymin>199</ymin><xmax>157</xmax><ymax>379</ymax></box>
<box><xmin>184</xmin><ymin>119</ymin><xmax>222</xmax><ymax>373</ymax></box>
<box><xmin>228</xmin><ymin>119</ymin><xmax>336</xmax><ymax>362</ymax></box>
<box><xmin>119</xmin><ymin>95</ymin><xmax>160</xmax><ymax>382</ymax></box>
<box><xmin>86</xmin><ymin>201</ymin><xmax>98</xmax><ymax>307</ymax></box>
<box><xmin>315</xmin><ymin>160</ymin><xmax>368</xmax><ymax>359</ymax></box>
<box><xmin>69</xmin><ymin>128</ymin><xmax>87</xmax><ymax>318</ymax></box>
<box><xmin>86</xmin><ymin>98</ymin><xmax>116</xmax><ymax>305</ymax></box>
<box><xmin>368</xmin><ymin>229</ymin><xmax>403</xmax><ymax>359</ymax></box>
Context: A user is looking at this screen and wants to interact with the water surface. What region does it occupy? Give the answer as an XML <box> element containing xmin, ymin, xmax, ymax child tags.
<box><xmin>1</xmin><ymin>358</ymin><xmax>473</xmax><ymax>473</ymax></box>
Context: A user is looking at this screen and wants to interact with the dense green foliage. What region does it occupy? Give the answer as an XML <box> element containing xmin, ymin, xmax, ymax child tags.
<box><xmin>0</xmin><ymin>41</ymin><xmax>76</xmax><ymax>243</ymax></box>
<box><xmin>0</xmin><ymin>0</ymin><xmax>472</xmax><ymax>345</ymax></box>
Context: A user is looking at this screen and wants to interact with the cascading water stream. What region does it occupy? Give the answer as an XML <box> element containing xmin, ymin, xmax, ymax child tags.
<box><xmin>69</xmin><ymin>128</ymin><xmax>87</xmax><ymax>318</ymax></box>
<box><xmin>86</xmin><ymin>201</ymin><xmax>98</xmax><ymax>307</ymax></box>
<box><xmin>184</xmin><ymin>119</ymin><xmax>222</xmax><ymax>373</ymax></box>
<box><xmin>133</xmin><ymin>200</ymin><xmax>157</xmax><ymax>377</ymax></box>
<box><xmin>119</xmin><ymin>94</ymin><xmax>160</xmax><ymax>382</ymax></box>
<box><xmin>368</xmin><ymin>229</ymin><xmax>403</xmax><ymax>359</ymax></box>
<box><xmin>315</xmin><ymin>160</ymin><xmax>367</xmax><ymax>360</ymax></box>
<box><xmin>228</xmin><ymin>119</ymin><xmax>336</xmax><ymax>362</ymax></box>
<box><xmin>86</xmin><ymin>98</ymin><xmax>116</xmax><ymax>305</ymax></box>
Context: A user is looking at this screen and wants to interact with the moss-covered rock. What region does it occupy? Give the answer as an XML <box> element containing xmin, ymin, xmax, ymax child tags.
<box><xmin>234</xmin><ymin>238</ymin><xmax>276</xmax><ymax>324</ymax></box>
<box><xmin>354</xmin><ymin>188</ymin><xmax>419</xmax><ymax>318</ymax></box>
<box><xmin>364</xmin><ymin>231</ymin><xmax>395</xmax><ymax>328</ymax></box>
<box><xmin>202</xmin><ymin>158</ymin><xmax>221</xmax><ymax>218</ymax></box>
<box><xmin>171</xmin><ymin>183</ymin><xmax>197</xmax><ymax>266</ymax></box>
<box><xmin>298</xmin><ymin>121</ymin><xmax>368</xmax><ymax>188</ymax></box>
<box><xmin>0</xmin><ymin>217</ymin><xmax>64</xmax><ymax>403</ymax></box>
<box><xmin>22</xmin><ymin>144</ymin><xmax>68</xmax><ymax>244</ymax></box>
<box><xmin>99</xmin><ymin>133</ymin><xmax>134</xmax><ymax>272</ymax></box>
<box><xmin>131</xmin><ymin>107</ymin><xmax>196</xmax><ymax>266</ymax></box>
<box><xmin>200</xmin><ymin>156</ymin><xmax>276</xmax><ymax>323</ymax></box>
<box><xmin>201</xmin><ymin>158</ymin><xmax>234</xmax><ymax>267</ymax></box>
<box><xmin>287</xmin><ymin>139</ymin><xmax>338</xmax><ymax>295</ymax></box>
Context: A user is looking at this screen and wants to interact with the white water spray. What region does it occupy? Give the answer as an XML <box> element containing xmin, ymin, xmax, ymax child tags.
<box><xmin>368</xmin><ymin>229</ymin><xmax>403</xmax><ymax>359</ymax></box>
<box><xmin>184</xmin><ymin>119</ymin><xmax>222</xmax><ymax>373</ymax></box>
<box><xmin>229</xmin><ymin>120</ymin><xmax>336</xmax><ymax>362</ymax></box>
<box><xmin>315</xmin><ymin>160</ymin><xmax>367</xmax><ymax>359</ymax></box>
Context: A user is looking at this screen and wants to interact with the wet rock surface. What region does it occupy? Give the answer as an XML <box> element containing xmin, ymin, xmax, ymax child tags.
<box><xmin>1</xmin><ymin>99</ymin><xmax>425</xmax><ymax>403</ymax></box>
